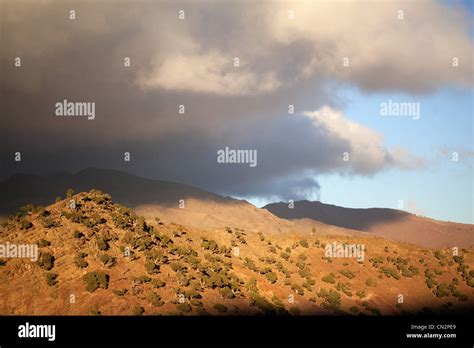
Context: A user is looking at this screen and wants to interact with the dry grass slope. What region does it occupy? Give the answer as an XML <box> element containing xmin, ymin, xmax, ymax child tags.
<box><xmin>0</xmin><ymin>190</ymin><xmax>473</xmax><ymax>315</ymax></box>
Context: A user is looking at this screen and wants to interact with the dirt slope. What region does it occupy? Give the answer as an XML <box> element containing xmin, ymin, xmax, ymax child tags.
<box><xmin>0</xmin><ymin>190</ymin><xmax>473</xmax><ymax>316</ymax></box>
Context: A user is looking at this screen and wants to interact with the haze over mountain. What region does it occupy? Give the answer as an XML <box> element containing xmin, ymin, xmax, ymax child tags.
<box><xmin>1</xmin><ymin>168</ymin><xmax>472</xmax><ymax>248</ymax></box>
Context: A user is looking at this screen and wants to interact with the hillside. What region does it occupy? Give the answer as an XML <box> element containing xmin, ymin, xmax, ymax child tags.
<box><xmin>0</xmin><ymin>190</ymin><xmax>473</xmax><ymax>315</ymax></box>
<box><xmin>3</xmin><ymin>169</ymin><xmax>473</xmax><ymax>250</ymax></box>
<box><xmin>264</xmin><ymin>201</ymin><xmax>474</xmax><ymax>248</ymax></box>
<box><xmin>0</xmin><ymin>168</ymin><xmax>367</xmax><ymax>238</ymax></box>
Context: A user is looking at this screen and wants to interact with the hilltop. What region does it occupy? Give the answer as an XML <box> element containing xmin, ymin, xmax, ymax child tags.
<box><xmin>2</xmin><ymin>168</ymin><xmax>473</xmax><ymax>249</ymax></box>
<box><xmin>0</xmin><ymin>190</ymin><xmax>473</xmax><ymax>315</ymax></box>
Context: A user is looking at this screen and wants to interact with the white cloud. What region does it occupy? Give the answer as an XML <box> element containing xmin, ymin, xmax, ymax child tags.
<box><xmin>141</xmin><ymin>51</ymin><xmax>280</xmax><ymax>95</ymax></box>
<box><xmin>137</xmin><ymin>0</ymin><xmax>473</xmax><ymax>95</ymax></box>
<box><xmin>304</xmin><ymin>106</ymin><xmax>423</xmax><ymax>173</ymax></box>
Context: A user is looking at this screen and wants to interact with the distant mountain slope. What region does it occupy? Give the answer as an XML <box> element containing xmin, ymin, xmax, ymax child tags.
<box><xmin>264</xmin><ymin>201</ymin><xmax>474</xmax><ymax>248</ymax></box>
<box><xmin>264</xmin><ymin>200</ymin><xmax>409</xmax><ymax>231</ymax></box>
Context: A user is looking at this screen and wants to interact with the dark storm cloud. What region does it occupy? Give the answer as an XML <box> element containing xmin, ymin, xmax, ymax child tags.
<box><xmin>1</xmin><ymin>0</ymin><xmax>471</xmax><ymax>201</ymax></box>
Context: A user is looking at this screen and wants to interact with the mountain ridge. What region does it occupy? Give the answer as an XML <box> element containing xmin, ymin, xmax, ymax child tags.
<box><xmin>264</xmin><ymin>200</ymin><xmax>474</xmax><ymax>248</ymax></box>
<box><xmin>1</xmin><ymin>168</ymin><xmax>472</xmax><ymax>248</ymax></box>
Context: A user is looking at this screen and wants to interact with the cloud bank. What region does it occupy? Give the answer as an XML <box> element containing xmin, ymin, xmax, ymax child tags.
<box><xmin>1</xmin><ymin>0</ymin><xmax>472</xmax><ymax>201</ymax></box>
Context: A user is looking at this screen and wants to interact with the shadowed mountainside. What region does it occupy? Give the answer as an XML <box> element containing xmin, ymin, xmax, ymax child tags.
<box><xmin>0</xmin><ymin>168</ymin><xmax>230</xmax><ymax>214</ymax></box>
<box><xmin>264</xmin><ymin>201</ymin><xmax>474</xmax><ymax>248</ymax></box>
<box><xmin>264</xmin><ymin>200</ymin><xmax>409</xmax><ymax>231</ymax></box>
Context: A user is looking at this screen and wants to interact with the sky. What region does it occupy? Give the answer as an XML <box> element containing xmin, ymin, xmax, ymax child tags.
<box><xmin>311</xmin><ymin>86</ymin><xmax>474</xmax><ymax>223</ymax></box>
<box><xmin>0</xmin><ymin>0</ymin><xmax>473</xmax><ymax>223</ymax></box>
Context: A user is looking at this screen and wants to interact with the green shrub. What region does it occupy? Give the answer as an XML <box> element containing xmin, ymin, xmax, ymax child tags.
<box><xmin>171</xmin><ymin>262</ymin><xmax>186</xmax><ymax>273</ymax></box>
<box><xmin>340</xmin><ymin>269</ymin><xmax>355</xmax><ymax>279</ymax></box>
<box><xmin>322</xmin><ymin>273</ymin><xmax>336</xmax><ymax>284</ymax></box>
<box><xmin>45</xmin><ymin>272</ymin><xmax>58</xmax><ymax>286</ymax></box>
<box><xmin>380</xmin><ymin>267</ymin><xmax>401</xmax><ymax>280</ymax></box>
<box><xmin>426</xmin><ymin>277</ymin><xmax>437</xmax><ymax>289</ymax></box>
<box><xmin>89</xmin><ymin>308</ymin><xmax>101</xmax><ymax>316</ymax></box>
<box><xmin>73</xmin><ymin>230</ymin><xmax>84</xmax><ymax>238</ymax></box>
<box><xmin>37</xmin><ymin>239</ymin><xmax>51</xmax><ymax>248</ymax></box>
<box><xmin>213</xmin><ymin>303</ymin><xmax>227</xmax><ymax>313</ymax></box>
<box><xmin>265</xmin><ymin>272</ymin><xmax>278</xmax><ymax>284</ymax></box>
<box><xmin>244</xmin><ymin>258</ymin><xmax>258</xmax><ymax>272</ymax></box>
<box><xmin>272</xmin><ymin>295</ymin><xmax>284</xmax><ymax>307</ymax></box>
<box><xmin>147</xmin><ymin>292</ymin><xmax>164</xmax><ymax>307</ymax></box>
<box><xmin>299</xmin><ymin>240</ymin><xmax>309</xmax><ymax>248</ymax></box>
<box><xmin>249</xmin><ymin>292</ymin><xmax>281</xmax><ymax>315</ymax></box>
<box><xmin>75</xmin><ymin>254</ymin><xmax>88</xmax><ymax>269</ymax></box>
<box><xmin>291</xmin><ymin>283</ymin><xmax>304</xmax><ymax>295</ymax></box>
<box><xmin>37</xmin><ymin>253</ymin><xmax>55</xmax><ymax>270</ymax></box>
<box><xmin>96</xmin><ymin>238</ymin><xmax>109</xmax><ymax>251</ymax></box>
<box><xmin>20</xmin><ymin>219</ymin><xmax>33</xmax><ymax>230</ymax></box>
<box><xmin>177</xmin><ymin>303</ymin><xmax>192</xmax><ymax>313</ymax></box>
<box><xmin>398</xmin><ymin>264</ymin><xmax>419</xmax><ymax>277</ymax></box>
<box><xmin>280</xmin><ymin>252</ymin><xmax>290</xmax><ymax>261</ymax></box>
<box><xmin>139</xmin><ymin>275</ymin><xmax>152</xmax><ymax>283</ymax></box>
<box><xmin>434</xmin><ymin>250</ymin><xmax>445</xmax><ymax>260</ymax></box>
<box><xmin>144</xmin><ymin>260</ymin><xmax>159</xmax><ymax>275</ymax></box>
<box><xmin>336</xmin><ymin>282</ymin><xmax>353</xmax><ymax>297</ymax></box>
<box><xmin>133</xmin><ymin>306</ymin><xmax>144</xmax><ymax>316</ymax></box>
<box><xmin>349</xmin><ymin>306</ymin><xmax>359</xmax><ymax>314</ymax></box>
<box><xmin>356</xmin><ymin>289</ymin><xmax>366</xmax><ymax>299</ymax></box>
<box><xmin>83</xmin><ymin>271</ymin><xmax>109</xmax><ymax>292</ymax></box>
<box><xmin>113</xmin><ymin>289</ymin><xmax>127</xmax><ymax>296</ymax></box>
<box><xmin>435</xmin><ymin>283</ymin><xmax>450</xmax><ymax>298</ymax></box>
<box><xmin>318</xmin><ymin>288</ymin><xmax>341</xmax><ymax>311</ymax></box>
<box><xmin>298</xmin><ymin>267</ymin><xmax>311</xmax><ymax>279</ymax></box>
<box><xmin>41</xmin><ymin>217</ymin><xmax>58</xmax><ymax>228</ymax></box>
<box><xmin>452</xmin><ymin>288</ymin><xmax>468</xmax><ymax>301</ymax></box>
<box><xmin>219</xmin><ymin>287</ymin><xmax>236</xmax><ymax>299</ymax></box>
<box><xmin>83</xmin><ymin>213</ymin><xmax>106</xmax><ymax>228</ymax></box>
<box><xmin>99</xmin><ymin>254</ymin><xmax>115</xmax><ymax>267</ymax></box>
<box><xmin>366</xmin><ymin>278</ymin><xmax>376</xmax><ymax>287</ymax></box>
<box><xmin>152</xmin><ymin>279</ymin><xmax>166</xmax><ymax>288</ymax></box>
<box><xmin>369</xmin><ymin>257</ymin><xmax>384</xmax><ymax>268</ymax></box>
<box><xmin>362</xmin><ymin>301</ymin><xmax>381</xmax><ymax>315</ymax></box>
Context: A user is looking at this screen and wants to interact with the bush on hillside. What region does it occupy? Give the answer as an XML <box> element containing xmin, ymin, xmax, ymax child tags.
<box><xmin>37</xmin><ymin>253</ymin><xmax>55</xmax><ymax>270</ymax></box>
